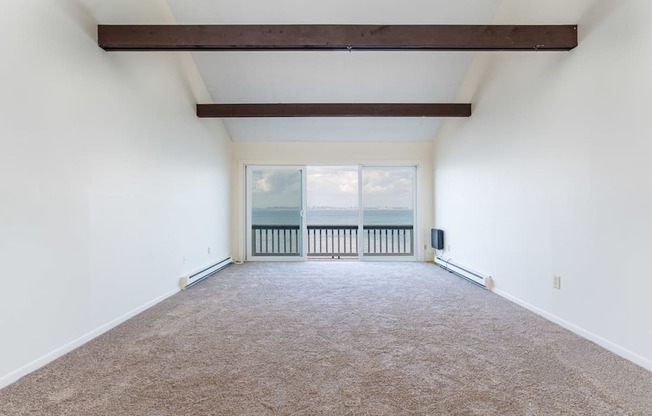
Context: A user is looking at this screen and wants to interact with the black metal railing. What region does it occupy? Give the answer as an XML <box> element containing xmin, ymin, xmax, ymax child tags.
<box><xmin>251</xmin><ymin>225</ymin><xmax>301</xmax><ymax>256</ymax></box>
<box><xmin>363</xmin><ymin>225</ymin><xmax>414</xmax><ymax>256</ymax></box>
<box><xmin>308</xmin><ymin>225</ymin><xmax>359</xmax><ymax>258</ymax></box>
<box><xmin>252</xmin><ymin>224</ymin><xmax>414</xmax><ymax>257</ymax></box>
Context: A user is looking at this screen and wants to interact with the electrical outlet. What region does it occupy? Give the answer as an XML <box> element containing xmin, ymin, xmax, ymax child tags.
<box><xmin>183</xmin><ymin>256</ymin><xmax>186</xmax><ymax>265</ymax></box>
<box><xmin>208</xmin><ymin>247</ymin><xmax>211</xmax><ymax>255</ymax></box>
<box><xmin>447</xmin><ymin>244</ymin><xmax>451</xmax><ymax>252</ymax></box>
<box><xmin>553</xmin><ymin>275</ymin><xmax>561</xmax><ymax>290</ymax></box>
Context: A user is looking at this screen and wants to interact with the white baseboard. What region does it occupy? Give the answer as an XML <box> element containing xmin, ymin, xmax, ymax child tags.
<box><xmin>494</xmin><ymin>289</ymin><xmax>652</xmax><ymax>372</ymax></box>
<box><xmin>0</xmin><ymin>287</ymin><xmax>180</xmax><ymax>390</ymax></box>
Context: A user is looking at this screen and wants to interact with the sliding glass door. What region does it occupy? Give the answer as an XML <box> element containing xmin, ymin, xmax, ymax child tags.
<box><xmin>246</xmin><ymin>166</ymin><xmax>307</xmax><ymax>260</ymax></box>
<box><xmin>245</xmin><ymin>164</ymin><xmax>416</xmax><ymax>261</ymax></box>
<box><xmin>360</xmin><ymin>166</ymin><xmax>416</xmax><ymax>260</ymax></box>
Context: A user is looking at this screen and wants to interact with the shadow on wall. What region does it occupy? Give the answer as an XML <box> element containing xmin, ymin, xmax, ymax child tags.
<box><xmin>172</xmin><ymin>55</ymin><xmax>210</xmax><ymax>111</ymax></box>
<box><xmin>59</xmin><ymin>0</ymin><xmax>98</xmax><ymax>41</ymax></box>
<box><xmin>579</xmin><ymin>0</ymin><xmax>624</xmax><ymax>42</ymax></box>
<box><xmin>467</xmin><ymin>54</ymin><xmax>498</xmax><ymax>107</ymax></box>
<box><xmin>58</xmin><ymin>0</ymin><xmax>203</xmax><ymax>115</ymax></box>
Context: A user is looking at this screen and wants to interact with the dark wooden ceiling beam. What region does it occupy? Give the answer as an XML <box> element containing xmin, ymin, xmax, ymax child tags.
<box><xmin>98</xmin><ymin>25</ymin><xmax>577</xmax><ymax>51</ymax></box>
<box><xmin>196</xmin><ymin>103</ymin><xmax>472</xmax><ymax>118</ymax></box>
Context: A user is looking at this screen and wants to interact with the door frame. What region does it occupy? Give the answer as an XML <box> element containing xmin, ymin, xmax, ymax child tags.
<box><xmin>358</xmin><ymin>164</ymin><xmax>418</xmax><ymax>262</ymax></box>
<box><xmin>245</xmin><ymin>164</ymin><xmax>308</xmax><ymax>261</ymax></box>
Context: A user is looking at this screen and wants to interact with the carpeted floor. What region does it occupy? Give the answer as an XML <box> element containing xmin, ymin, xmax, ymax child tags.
<box><xmin>1</xmin><ymin>261</ymin><xmax>651</xmax><ymax>415</ymax></box>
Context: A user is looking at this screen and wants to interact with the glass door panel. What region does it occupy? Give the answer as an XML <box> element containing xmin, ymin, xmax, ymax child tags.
<box><xmin>306</xmin><ymin>166</ymin><xmax>359</xmax><ymax>259</ymax></box>
<box><xmin>360</xmin><ymin>166</ymin><xmax>416</xmax><ymax>259</ymax></box>
<box><xmin>246</xmin><ymin>166</ymin><xmax>306</xmax><ymax>260</ymax></box>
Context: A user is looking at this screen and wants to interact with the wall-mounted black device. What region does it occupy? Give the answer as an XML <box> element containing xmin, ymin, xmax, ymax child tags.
<box><xmin>431</xmin><ymin>229</ymin><xmax>444</xmax><ymax>250</ymax></box>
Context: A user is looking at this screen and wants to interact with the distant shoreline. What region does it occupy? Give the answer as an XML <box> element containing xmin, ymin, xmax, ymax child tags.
<box><xmin>253</xmin><ymin>208</ymin><xmax>414</xmax><ymax>226</ymax></box>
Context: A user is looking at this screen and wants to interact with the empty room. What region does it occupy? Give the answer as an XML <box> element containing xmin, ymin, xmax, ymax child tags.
<box><xmin>1</xmin><ymin>0</ymin><xmax>651</xmax><ymax>414</ymax></box>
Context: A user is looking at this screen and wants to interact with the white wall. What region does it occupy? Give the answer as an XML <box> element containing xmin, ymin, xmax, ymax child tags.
<box><xmin>433</xmin><ymin>0</ymin><xmax>652</xmax><ymax>370</ymax></box>
<box><xmin>231</xmin><ymin>141</ymin><xmax>433</xmax><ymax>262</ymax></box>
<box><xmin>0</xmin><ymin>0</ymin><xmax>232</xmax><ymax>386</ymax></box>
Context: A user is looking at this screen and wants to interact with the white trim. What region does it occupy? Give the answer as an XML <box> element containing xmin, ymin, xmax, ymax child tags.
<box><xmin>494</xmin><ymin>289</ymin><xmax>652</xmax><ymax>372</ymax></box>
<box><xmin>237</xmin><ymin>159</ymin><xmax>426</xmax><ymax>263</ymax></box>
<box><xmin>243</xmin><ymin>257</ymin><xmax>305</xmax><ymax>263</ymax></box>
<box><xmin>0</xmin><ymin>288</ymin><xmax>180</xmax><ymax>389</ymax></box>
<box><xmin>360</xmin><ymin>256</ymin><xmax>417</xmax><ymax>262</ymax></box>
<box><xmin>357</xmin><ymin>165</ymin><xmax>364</xmax><ymax>258</ymax></box>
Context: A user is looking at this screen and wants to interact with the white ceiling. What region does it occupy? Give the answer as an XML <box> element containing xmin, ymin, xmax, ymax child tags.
<box><xmin>166</xmin><ymin>0</ymin><xmax>501</xmax><ymax>142</ymax></box>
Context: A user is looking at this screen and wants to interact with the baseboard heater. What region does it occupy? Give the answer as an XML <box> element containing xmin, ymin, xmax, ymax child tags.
<box><xmin>435</xmin><ymin>257</ymin><xmax>493</xmax><ymax>290</ymax></box>
<box><xmin>181</xmin><ymin>257</ymin><xmax>232</xmax><ymax>288</ymax></box>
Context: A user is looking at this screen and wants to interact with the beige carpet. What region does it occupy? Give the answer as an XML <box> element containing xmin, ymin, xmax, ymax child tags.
<box><xmin>1</xmin><ymin>261</ymin><xmax>650</xmax><ymax>415</ymax></box>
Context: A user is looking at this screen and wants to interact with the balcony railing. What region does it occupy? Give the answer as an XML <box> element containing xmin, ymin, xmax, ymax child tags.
<box><xmin>363</xmin><ymin>225</ymin><xmax>414</xmax><ymax>256</ymax></box>
<box><xmin>251</xmin><ymin>225</ymin><xmax>301</xmax><ymax>256</ymax></box>
<box><xmin>252</xmin><ymin>224</ymin><xmax>414</xmax><ymax>258</ymax></box>
<box><xmin>308</xmin><ymin>225</ymin><xmax>359</xmax><ymax>258</ymax></box>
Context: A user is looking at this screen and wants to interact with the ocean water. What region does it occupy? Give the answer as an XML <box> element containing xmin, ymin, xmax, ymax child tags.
<box><xmin>252</xmin><ymin>208</ymin><xmax>413</xmax><ymax>226</ymax></box>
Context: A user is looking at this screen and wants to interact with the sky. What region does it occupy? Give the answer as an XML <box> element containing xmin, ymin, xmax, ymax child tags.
<box><xmin>360</xmin><ymin>167</ymin><xmax>414</xmax><ymax>209</ymax></box>
<box><xmin>252</xmin><ymin>166</ymin><xmax>414</xmax><ymax>209</ymax></box>
<box><xmin>307</xmin><ymin>166</ymin><xmax>358</xmax><ymax>208</ymax></box>
<box><xmin>251</xmin><ymin>168</ymin><xmax>302</xmax><ymax>209</ymax></box>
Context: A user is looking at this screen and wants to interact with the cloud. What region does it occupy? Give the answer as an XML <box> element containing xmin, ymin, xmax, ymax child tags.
<box><xmin>252</xmin><ymin>169</ymin><xmax>302</xmax><ymax>208</ymax></box>
<box><xmin>362</xmin><ymin>167</ymin><xmax>414</xmax><ymax>209</ymax></box>
<box><xmin>252</xmin><ymin>166</ymin><xmax>415</xmax><ymax>209</ymax></box>
<box><xmin>307</xmin><ymin>166</ymin><xmax>358</xmax><ymax>208</ymax></box>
